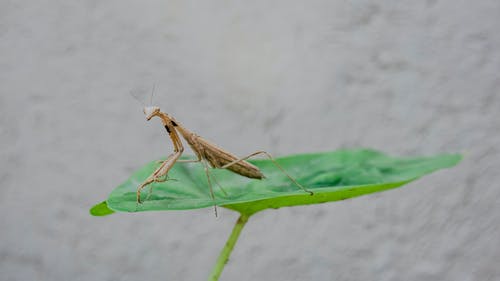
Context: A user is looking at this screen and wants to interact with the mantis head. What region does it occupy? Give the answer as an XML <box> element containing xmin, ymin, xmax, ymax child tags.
<box><xmin>143</xmin><ymin>106</ymin><xmax>160</xmax><ymax>121</ymax></box>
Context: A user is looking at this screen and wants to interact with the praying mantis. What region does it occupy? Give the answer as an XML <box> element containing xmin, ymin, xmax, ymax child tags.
<box><xmin>136</xmin><ymin>105</ymin><xmax>314</xmax><ymax>215</ymax></box>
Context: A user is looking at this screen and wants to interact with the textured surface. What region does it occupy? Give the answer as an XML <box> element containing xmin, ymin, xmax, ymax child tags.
<box><xmin>1</xmin><ymin>1</ymin><xmax>499</xmax><ymax>280</ymax></box>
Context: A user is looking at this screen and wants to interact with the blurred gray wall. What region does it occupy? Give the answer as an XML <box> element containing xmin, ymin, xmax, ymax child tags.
<box><xmin>1</xmin><ymin>1</ymin><xmax>499</xmax><ymax>280</ymax></box>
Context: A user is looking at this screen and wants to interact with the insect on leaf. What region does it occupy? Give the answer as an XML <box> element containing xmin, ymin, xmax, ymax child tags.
<box><xmin>91</xmin><ymin>149</ymin><xmax>461</xmax><ymax>216</ymax></box>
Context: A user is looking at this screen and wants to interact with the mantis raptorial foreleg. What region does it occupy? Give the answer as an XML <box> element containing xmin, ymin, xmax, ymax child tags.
<box><xmin>145</xmin><ymin>174</ymin><xmax>179</xmax><ymax>201</ymax></box>
<box><xmin>137</xmin><ymin>150</ymin><xmax>182</xmax><ymax>203</ymax></box>
<box><xmin>219</xmin><ymin>150</ymin><xmax>313</xmax><ymax>195</ymax></box>
<box><xmin>137</xmin><ymin>179</ymin><xmax>155</xmax><ymax>203</ymax></box>
<box><xmin>166</xmin><ymin>159</ymin><xmax>230</xmax><ymax>195</ymax></box>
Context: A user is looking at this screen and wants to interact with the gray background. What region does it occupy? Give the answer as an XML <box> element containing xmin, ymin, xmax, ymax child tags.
<box><xmin>1</xmin><ymin>1</ymin><xmax>499</xmax><ymax>280</ymax></box>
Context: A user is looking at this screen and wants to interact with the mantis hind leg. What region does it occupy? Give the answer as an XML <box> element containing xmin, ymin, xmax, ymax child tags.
<box><xmin>220</xmin><ymin>151</ymin><xmax>314</xmax><ymax>195</ymax></box>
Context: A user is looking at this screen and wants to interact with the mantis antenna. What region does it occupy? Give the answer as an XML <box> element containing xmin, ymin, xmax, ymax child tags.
<box><xmin>129</xmin><ymin>83</ymin><xmax>158</xmax><ymax>106</ymax></box>
<box><xmin>129</xmin><ymin>91</ymin><xmax>145</xmax><ymax>106</ymax></box>
<box><xmin>150</xmin><ymin>83</ymin><xmax>156</xmax><ymax>106</ymax></box>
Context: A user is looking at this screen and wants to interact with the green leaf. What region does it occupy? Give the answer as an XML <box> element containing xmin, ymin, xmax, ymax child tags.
<box><xmin>90</xmin><ymin>201</ymin><xmax>115</xmax><ymax>216</ymax></box>
<box><xmin>95</xmin><ymin>149</ymin><xmax>461</xmax><ymax>216</ymax></box>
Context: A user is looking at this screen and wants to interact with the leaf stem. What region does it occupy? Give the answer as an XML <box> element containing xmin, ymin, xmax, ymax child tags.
<box><xmin>208</xmin><ymin>213</ymin><xmax>250</xmax><ymax>281</ymax></box>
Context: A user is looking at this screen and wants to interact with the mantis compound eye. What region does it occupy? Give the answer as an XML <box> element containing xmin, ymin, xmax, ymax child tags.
<box><xmin>143</xmin><ymin>106</ymin><xmax>160</xmax><ymax>120</ymax></box>
<box><xmin>143</xmin><ymin>106</ymin><xmax>156</xmax><ymax>114</ymax></box>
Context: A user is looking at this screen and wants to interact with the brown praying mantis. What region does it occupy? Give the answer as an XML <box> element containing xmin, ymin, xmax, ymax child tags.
<box><xmin>136</xmin><ymin>105</ymin><xmax>314</xmax><ymax>215</ymax></box>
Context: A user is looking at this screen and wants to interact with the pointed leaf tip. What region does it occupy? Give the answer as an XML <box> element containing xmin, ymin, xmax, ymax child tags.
<box><xmin>90</xmin><ymin>201</ymin><xmax>115</xmax><ymax>216</ymax></box>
